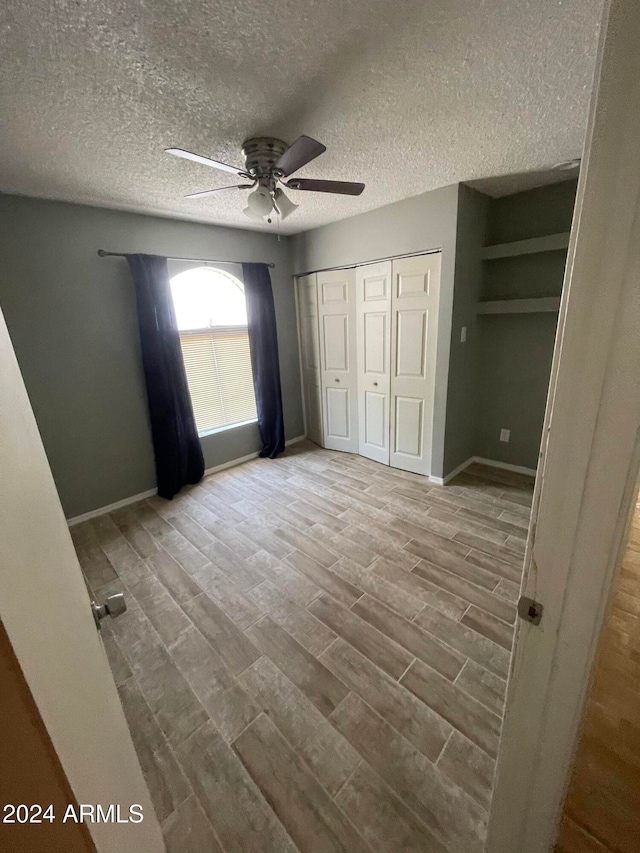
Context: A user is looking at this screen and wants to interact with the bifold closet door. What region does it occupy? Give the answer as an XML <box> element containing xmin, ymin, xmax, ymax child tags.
<box><xmin>296</xmin><ymin>274</ymin><xmax>323</xmax><ymax>446</ymax></box>
<box><xmin>356</xmin><ymin>261</ymin><xmax>391</xmax><ymax>464</ymax></box>
<box><xmin>390</xmin><ymin>252</ymin><xmax>441</xmax><ymax>476</ymax></box>
<box><xmin>317</xmin><ymin>268</ymin><xmax>358</xmax><ymax>453</ymax></box>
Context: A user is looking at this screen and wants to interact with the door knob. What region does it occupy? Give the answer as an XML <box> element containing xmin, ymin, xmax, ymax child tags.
<box><xmin>373</xmin><ymin>382</ymin><xmax>378</xmax><ymax>386</ymax></box>
<box><xmin>91</xmin><ymin>593</ymin><xmax>127</xmax><ymax>630</ymax></box>
<box><xmin>335</xmin><ymin>378</ymin><xmax>340</xmax><ymax>383</ymax></box>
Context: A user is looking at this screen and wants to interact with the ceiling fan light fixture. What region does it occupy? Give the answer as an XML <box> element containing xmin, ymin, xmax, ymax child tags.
<box><xmin>242</xmin><ymin>206</ymin><xmax>265</xmax><ymax>221</ymax></box>
<box><xmin>246</xmin><ymin>185</ymin><xmax>274</xmax><ymax>216</ymax></box>
<box><xmin>552</xmin><ymin>158</ymin><xmax>581</xmax><ymax>171</ymax></box>
<box><xmin>273</xmin><ymin>188</ymin><xmax>298</xmax><ymax>220</ymax></box>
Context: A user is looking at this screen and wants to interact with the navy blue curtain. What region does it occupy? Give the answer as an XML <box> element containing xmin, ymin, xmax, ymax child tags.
<box><xmin>242</xmin><ymin>263</ymin><xmax>285</xmax><ymax>458</ymax></box>
<box><xmin>126</xmin><ymin>254</ymin><xmax>204</xmax><ymax>499</ymax></box>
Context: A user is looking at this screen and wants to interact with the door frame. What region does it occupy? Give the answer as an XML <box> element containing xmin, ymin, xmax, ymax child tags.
<box><xmin>294</xmin><ymin>273</ymin><xmax>323</xmax><ymax>446</ymax></box>
<box><xmin>294</xmin><ymin>272</ymin><xmax>311</xmax><ymax>442</ymax></box>
<box><xmin>488</xmin><ymin>0</ymin><xmax>640</xmax><ymax>849</ymax></box>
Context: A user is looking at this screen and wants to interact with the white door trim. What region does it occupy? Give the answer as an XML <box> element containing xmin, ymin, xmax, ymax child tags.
<box><xmin>294</xmin><ymin>271</ymin><xmax>309</xmax><ymax>442</ymax></box>
<box><xmin>295</xmin><ymin>274</ymin><xmax>323</xmax><ymax>446</ymax></box>
<box><xmin>488</xmin><ymin>1</ymin><xmax>640</xmax><ymax>850</ymax></box>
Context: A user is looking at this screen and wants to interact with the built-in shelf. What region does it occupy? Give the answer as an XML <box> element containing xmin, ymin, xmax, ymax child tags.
<box><xmin>481</xmin><ymin>232</ymin><xmax>571</xmax><ymax>260</ymax></box>
<box><xmin>477</xmin><ymin>297</ymin><xmax>561</xmax><ymax>315</ymax></box>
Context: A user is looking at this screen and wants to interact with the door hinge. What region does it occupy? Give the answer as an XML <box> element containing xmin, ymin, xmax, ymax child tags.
<box><xmin>517</xmin><ymin>596</ymin><xmax>543</xmax><ymax>626</ymax></box>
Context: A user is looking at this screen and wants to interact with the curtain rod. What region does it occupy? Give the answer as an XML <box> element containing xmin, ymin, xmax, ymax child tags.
<box><xmin>294</xmin><ymin>248</ymin><xmax>441</xmax><ymax>278</ymax></box>
<box><xmin>97</xmin><ymin>249</ymin><xmax>275</xmax><ymax>269</ymax></box>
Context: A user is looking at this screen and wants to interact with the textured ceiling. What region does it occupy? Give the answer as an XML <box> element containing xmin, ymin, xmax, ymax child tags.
<box><xmin>0</xmin><ymin>0</ymin><xmax>603</xmax><ymax>235</ymax></box>
<box><xmin>467</xmin><ymin>164</ymin><xmax>581</xmax><ymax>197</ymax></box>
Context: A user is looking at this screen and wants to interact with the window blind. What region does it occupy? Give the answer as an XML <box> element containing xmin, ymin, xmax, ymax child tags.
<box><xmin>179</xmin><ymin>326</ymin><xmax>257</xmax><ymax>434</ymax></box>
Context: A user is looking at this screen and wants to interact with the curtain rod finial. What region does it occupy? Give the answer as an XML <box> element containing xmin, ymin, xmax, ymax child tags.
<box><xmin>97</xmin><ymin>249</ymin><xmax>107</xmax><ymax>257</ymax></box>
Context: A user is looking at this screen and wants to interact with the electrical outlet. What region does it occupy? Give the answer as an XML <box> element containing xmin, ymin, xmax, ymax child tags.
<box><xmin>460</xmin><ymin>326</ymin><xmax>467</xmax><ymax>343</ymax></box>
<box><xmin>500</xmin><ymin>428</ymin><xmax>510</xmax><ymax>443</ymax></box>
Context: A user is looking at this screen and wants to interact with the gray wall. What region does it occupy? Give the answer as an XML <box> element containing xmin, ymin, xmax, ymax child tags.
<box><xmin>486</xmin><ymin>179</ymin><xmax>579</xmax><ymax>244</ymax></box>
<box><xmin>291</xmin><ymin>184</ymin><xmax>460</xmax><ymax>478</ymax></box>
<box><xmin>476</xmin><ymin>313</ymin><xmax>558</xmax><ymax>468</ymax></box>
<box><xmin>475</xmin><ymin>179</ymin><xmax>578</xmax><ymax>469</ymax></box>
<box><xmin>0</xmin><ymin>193</ymin><xmax>303</xmax><ymax>518</ymax></box>
<box><xmin>0</xmin><ymin>178</ymin><xmax>576</xmax><ymax>516</ymax></box>
<box><xmin>444</xmin><ymin>184</ymin><xmax>489</xmax><ymax>474</ymax></box>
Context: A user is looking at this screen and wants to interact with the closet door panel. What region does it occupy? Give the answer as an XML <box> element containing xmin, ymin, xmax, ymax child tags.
<box><xmin>296</xmin><ymin>274</ymin><xmax>323</xmax><ymax>446</ymax></box>
<box><xmin>325</xmin><ymin>387</ymin><xmax>350</xmax><ymax>438</ymax></box>
<box><xmin>390</xmin><ymin>253</ymin><xmax>441</xmax><ymax>476</ymax></box>
<box><xmin>364</xmin><ymin>391</ymin><xmax>387</xmax><ymax>449</ymax></box>
<box><xmin>394</xmin><ymin>396</ymin><xmax>424</xmax><ymax>458</ymax></box>
<box><xmin>317</xmin><ymin>268</ymin><xmax>358</xmax><ymax>452</ymax></box>
<box><xmin>356</xmin><ymin>261</ymin><xmax>391</xmax><ymax>464</ymax></box>
<box><xmin>364</xmin><ymin>313</ymin><xmax>387</xmax><ymax>374</ymax></box>
<box><xmin>395</xmin><ymin>310</ymin><xmax>427</xmax><ymax>377</ymax></box>
<box><xmin>322</xmin><ymin>315</ymin><xmax>349</xmax><ymax>371</ymax></box>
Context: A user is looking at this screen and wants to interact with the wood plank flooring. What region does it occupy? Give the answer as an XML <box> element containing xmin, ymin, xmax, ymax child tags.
<box><xmin>556</xmin><ymin>494</ymin><xmax>640</xmax><ymax>853</ymax></box>
<box><xmin>72</xmin><ymin>441</ymin><xmax>532</xmax><ymax>853</ymax></box>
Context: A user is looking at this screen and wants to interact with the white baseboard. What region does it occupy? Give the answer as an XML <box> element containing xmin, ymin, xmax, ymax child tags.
<box><xmin>67</xmin><ymin>434</ymin><xmax>307</xmax><ymax>527</ymax></box>
<box><xmin>285</xmin><ymin>435</ymin><xmax>307</xmax><ymax>447</ymax></box>
<box><xmin>67</xmin><ymin>489</ymin><xmax>158</xmax><ymax>527</ymax></box>
<box><xmin>471</xmin><ymin>456</ymin><xmax>537</xmax><ymax>477</ymax></box>
<box><xmin>203</xmin><ymin>450</ymin><xmax>261</xmax><ymax>477</ymax></box>
<box><xmin>429</xmin><ymin>456</ymin><xmax>475</xmax><ymax>486</ymax></box>
<box><xmin>431</xmin><ymin>454</ymin><xmax>537</xmax><ymax>486</ymax></box>
<box><xmin>203</xmin><ymin>434</ymin><xmax>306</xmax><ymax>476</ymax></box>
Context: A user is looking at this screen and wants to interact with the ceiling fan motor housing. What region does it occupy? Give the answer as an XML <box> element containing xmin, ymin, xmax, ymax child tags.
<box><xmin>242</xmin><ymin>137</ymin><xmax>288</xmax><ymax>179</ymax></box>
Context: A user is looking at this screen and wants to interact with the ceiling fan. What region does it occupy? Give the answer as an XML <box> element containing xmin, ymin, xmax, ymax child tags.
<box><xmin>166</xmin><ymin>136</ymin><xmax>365</xmax><ymax>222</ymax></box>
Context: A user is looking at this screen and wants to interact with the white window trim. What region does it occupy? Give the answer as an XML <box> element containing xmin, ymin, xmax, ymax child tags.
<box><xmin>197</xmin><ymin>417</ymin><xmax>259</xmax><ymax>439</ymax></box>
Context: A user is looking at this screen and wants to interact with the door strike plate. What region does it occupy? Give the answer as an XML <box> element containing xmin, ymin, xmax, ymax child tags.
<box><xmin>517</xmin><ymin>596</ymin><xmax>543</xmax><ymax>626</ymax></box>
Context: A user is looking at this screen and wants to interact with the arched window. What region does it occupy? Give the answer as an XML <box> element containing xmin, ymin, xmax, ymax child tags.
<box><xmin>170</xmin><ymin>267</ymin><xmax>257</xmax><ymax>435</ymax></box>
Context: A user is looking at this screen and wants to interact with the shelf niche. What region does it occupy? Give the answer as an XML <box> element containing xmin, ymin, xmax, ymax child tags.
<box><xmin>481</xmin><ymin>232</ymin><xmax>570</xmax><ymax>261</ymax></box>
<box><xmin>477</xmin><ymin>297</ymin><xmax>561</xmax><ymax>315</ymax></box>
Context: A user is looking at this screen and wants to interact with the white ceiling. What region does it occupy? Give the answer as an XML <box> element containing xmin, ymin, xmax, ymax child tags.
<box><xmin>0</xmin><ymin>0</ymin><xmax>603</xmax><ymax>235</ymax></box>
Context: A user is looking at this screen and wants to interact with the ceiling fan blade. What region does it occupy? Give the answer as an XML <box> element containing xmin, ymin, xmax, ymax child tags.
<box><xmin>166</xmin><ymin>148</ymin><xmax>245</xmax><ymax>176</ymax></box>
<box><xmin>285</xmin><ymin>178</ymin><xmax>365</xmax><ymax>196</ymax></box>
<box><xmin>185</xmin><ymin>184</ymin><xmax>254</xmax><ymax>199</ymax></box>
<box><xmin>274</xmin><ymin>136</ymin><xmax>326</xmax><ymax>177</ymax></box>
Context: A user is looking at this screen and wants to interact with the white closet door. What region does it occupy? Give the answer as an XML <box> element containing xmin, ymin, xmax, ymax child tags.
<box><xmin>356</xmin><ymin>261</ymin><xmax>392</xmax><ymax>464</ymax></box>
<box><xmin>296</xmin><ymin>274</ymin><xmax>323</xmax><ymax>446</ymax></box>
<box><xmin>389</xmin><ymin>253</ymin><xmax>441</xmax><ymax>476</ymax></box>
<box><xmin>317</xmin><ymin>268</ymin><xmax>358</xmax><ymax>453</ymax></box>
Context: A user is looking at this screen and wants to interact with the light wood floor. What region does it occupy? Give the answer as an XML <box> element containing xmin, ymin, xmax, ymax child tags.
<box><xmin>556</xmin><ymin>493</ymin><xmax>640</xmax><ymax>853</ymax></box>
<box><xmin>72</xmin><ymin>441</ymin><xmax>532</xmax><ymax>853</ymax></box>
